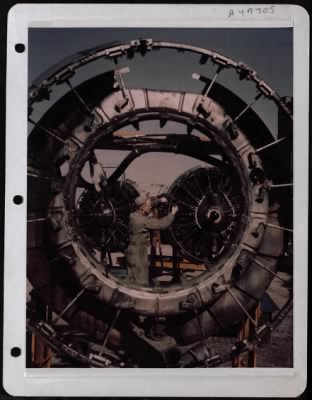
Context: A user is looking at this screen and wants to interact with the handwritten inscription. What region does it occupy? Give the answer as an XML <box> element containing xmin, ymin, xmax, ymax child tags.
<box><xmin>228</xmin><ymin>6</ymin><xmax>275</xmax><ymax>18</ymax></box>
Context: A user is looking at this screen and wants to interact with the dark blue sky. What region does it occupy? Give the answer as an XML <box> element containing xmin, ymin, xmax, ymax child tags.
<box><xmin>29</xmin><ymin>28</ymin><xmax>292</xmax><ymax>133</ymax></box>
<box><xmin>29</xmin><ymin>28</ymin><xmax>292</xmax><ymax>194</ymax></box>
<box><xmin>29</xmin><ymin>28</ymin><xmax>292</xmax><ymax>93</ymax></box>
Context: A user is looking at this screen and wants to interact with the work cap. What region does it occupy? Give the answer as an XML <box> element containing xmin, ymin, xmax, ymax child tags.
<box><xmin>135</xmin><ymin>194</ymin><xmax>148</xmax><ymax>207</ymax></box>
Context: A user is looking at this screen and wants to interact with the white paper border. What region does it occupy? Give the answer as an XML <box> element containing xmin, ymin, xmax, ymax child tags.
<box><xmin>4</xmin><ymin>4</ymin><xmax>309</xmax><ymax>397</ymax></box>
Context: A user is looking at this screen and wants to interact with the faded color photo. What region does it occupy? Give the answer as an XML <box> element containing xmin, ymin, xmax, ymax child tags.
<box><xmin>27</xmin><ymin>28</ymin><xmax>293</xmax><ymax>368</ymax></box>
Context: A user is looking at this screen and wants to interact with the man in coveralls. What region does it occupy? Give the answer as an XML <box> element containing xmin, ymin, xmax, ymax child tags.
<box><xmin>126</xmin><ymin>195</ymin><xmax>178</xmax><ymax>285</ymax></box>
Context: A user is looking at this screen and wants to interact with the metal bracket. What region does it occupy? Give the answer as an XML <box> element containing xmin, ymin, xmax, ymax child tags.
<box><xmin>180</xmin><ymin>293</ymin><xmax>200</xmax><ymax>310</ymax></box>
<box><xmin>212</xmin><ymin>283</ymin><xmax>230</xmax><ymax>294</ymax></box>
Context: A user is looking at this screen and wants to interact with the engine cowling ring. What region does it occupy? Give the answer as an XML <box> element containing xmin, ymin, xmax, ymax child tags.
<box><xmin>27</xmin><ymin>39</ymin><xmax>290</xmax><ymax>356</ymax></box>
<box><xmin>56</xmin><ymin>89</ymin><xmax>273</xmax><ymax>317</ymax></box>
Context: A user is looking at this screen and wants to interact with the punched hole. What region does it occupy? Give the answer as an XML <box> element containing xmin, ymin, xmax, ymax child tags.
<box><xmin>10</xmin><ymin>347</ymin><xmax>21</xmax><ymax>357</ymax></box>
<box><xmin>13</xmin><ymin>195</ymin><xmax>23</xmax><ymax>205</ymax></box>
<box><xmin>15</xmin><ymin>43</ymin><xmax>25</xmax><ymax>53</ymax></box>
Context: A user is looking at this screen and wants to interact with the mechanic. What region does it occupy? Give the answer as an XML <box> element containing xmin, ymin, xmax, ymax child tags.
<box><xmin>125</xmin><ymin>194</ymin><xmax>178</xmax><ymax>285</ymax></box>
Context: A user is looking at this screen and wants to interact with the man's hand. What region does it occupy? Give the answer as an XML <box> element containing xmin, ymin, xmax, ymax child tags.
<box><xmin>91</xmin><ymin>163</ymin><xmax>107</xmax><ymax>193</ymax></box>
<box><xmin>159</xmin><ymin>196</ymin><xmax>168</xmax><ymax>203</ymax></box>
<box><xmin>171</xmin><ymin>205</ymin><xmax>179</xmax><ymax>215</ymax></box>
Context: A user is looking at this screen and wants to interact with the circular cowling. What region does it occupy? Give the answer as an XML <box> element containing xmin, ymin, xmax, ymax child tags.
<box><xmin>28</xmin><ymin>85</ymin><xmax>282</xmax><ymax>328</ymax></box>
<box><xmin>27</xmin><ymin>40</ymin><xmax>291</xmax><ymax>365</ymax></box>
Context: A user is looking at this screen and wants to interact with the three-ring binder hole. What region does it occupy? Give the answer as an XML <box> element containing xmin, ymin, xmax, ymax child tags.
<box><xmin>13</xmin><ymin>195</ymin><xmax>23</xmax><ymax>205</ymax></box>
<box><xmin>11</xmin><ymin>347</ymin><xmax>21</xmax><ymax>357</ymax></box>
<box><xmin>15</xmin><ymin>43</ymin><xmax>25</xmax><ymax>53</ymax></box>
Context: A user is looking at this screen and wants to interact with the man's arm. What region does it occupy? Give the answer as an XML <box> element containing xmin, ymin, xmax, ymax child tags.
<box><xmin>144</xmin><ymin>213</ymin><xmax>175</xmax><ymax>230</ymax></box>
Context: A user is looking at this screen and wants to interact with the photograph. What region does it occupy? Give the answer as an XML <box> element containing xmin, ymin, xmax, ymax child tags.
<box><xmin>26</xmin><ymin>27</ymin><xmax>294</xmax><ymax>369</ymax></box>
